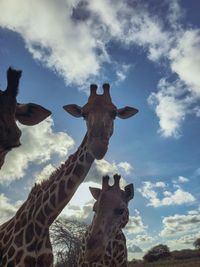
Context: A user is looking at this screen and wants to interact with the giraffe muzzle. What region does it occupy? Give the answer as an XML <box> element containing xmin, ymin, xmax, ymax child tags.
<box><xmin>89</xmin><ymin>140</ymin><xmax>108</xmax><ymax>160</ymax></box>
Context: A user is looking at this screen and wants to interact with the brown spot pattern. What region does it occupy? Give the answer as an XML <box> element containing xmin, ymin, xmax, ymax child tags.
<box><xmin>43</xmin><ymin>191</ymin><xmax>49</xmax><ymax>203</ymax></box>
<box><xmin>67</xmin><ymin>178</ymin><xmax>76</xmax><ymax>189</ymax></box>
<box><xmin>38</xmin><ymin>253</ymin><xmax>53</xmax><ymax>266</ymax></box>
<box><xmin>16</xmin><ymin>250</ymin><xmax>23</xmax><ymax>264</ymax></box>
<box><xmin>50</xmin><ymin>194</ymin><xmax>56</xmax><ymax>207</ymax></box>
<box><xmin>24</xmin><ymin>255</ymin><xmax>36</xmax><ymax>267</ymax></box>
<box><xmin>73</xmin><ymin>164</ymin><xmax>84</xmax><ymax>177</ymax></box>
<box><xmin>14</xmin><ymin>229</ymin><xmax>24</xmax><ymax>247</ymax></box>
<box><xmin>64</xmin><ymin>164</ymin><xmax>74</xmax><ymax>176</ymax></box>
<box><xmin>7</xmin><ymin>246</ymin><xmax>15</xmax><ymax>258</ymax></box>
<box><xmin>58</xmin><ymin>180</ymin><xmax>67</xmax><ymax>202</ymax></box>
<box><xmin>86</xmin><ymin>152</ymin><xmax>93</xmax><ymax>163</ymax></box>
<box><xmin>44</xmin><ymin>204</ymin><xmax>52</xmax><ymax>216</ymax></box>
<box><xmin>36</xmin><ymin>210</ymin><xmax>45</xmax><ymax>225</ymax></box>
<box><xmin>35</xmin><ymin>223</ymin><xmax>42</xmax><ymax>236</ymax></box>
<box><xmin>25</xmin><ymin>223</ymin><xmax>34</xmax><ymax>243</ymax></box>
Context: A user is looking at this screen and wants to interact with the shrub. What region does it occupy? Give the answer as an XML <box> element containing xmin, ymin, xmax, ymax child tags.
<box><xmin>194</xmin><ymin>238</ymin><xmax>200</xmax><ymax>249</ymax></box>
<box><xmin>143</xmin><ymin>244</ymin><xmax>171</xmax><ymax>262</ymax></box>
<box><xmin>50</xmin><ymin>218</ymin><xmax>87</xmax><ymax>267</ymax></box>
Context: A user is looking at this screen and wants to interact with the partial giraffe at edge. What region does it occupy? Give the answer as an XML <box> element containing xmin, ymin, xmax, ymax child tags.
<box><xmin>0</xmin><ymin>67</ymin><xmax>51</xmax><ymax>169</ymax></box>
<box><xmin>0</xmin><ymin>83</ymin><xmax>138</xmax><ymax>267</ymax></box>
<box><xmin>78</xmin><ymin>174</ymin><xmax>134</xmax><ymax>267</ymax></box>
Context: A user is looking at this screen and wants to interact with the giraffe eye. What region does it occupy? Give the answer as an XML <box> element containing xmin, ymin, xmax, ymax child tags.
<box><xmin>82</xmin><ymin>112</ymin><xmax>88</xmax><ymax>119</ymax></box>
<box><xmin>114</xmin><ymin>208</ymin><xmax>124</xmax><ymax>216</ymax></box>
<box><xmin>111</xmin><ymin>110</ymin><xmax>117</xmax><ymax>118</ymax></box>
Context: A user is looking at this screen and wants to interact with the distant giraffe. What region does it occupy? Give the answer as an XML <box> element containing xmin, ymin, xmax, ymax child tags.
<box><xmin>0</xmin><ymin>84</ymin><xmax>138</xmax><ymax>266</ymax></box>
<box><xmin>0</xmin><ymin>67</ymin><xmax>51</xmax><ymax>169</ymax></box>
<box><xmin>78</xmin><ymin>174</ymin><xmax>134</xmax><ymax>267</ymax></box>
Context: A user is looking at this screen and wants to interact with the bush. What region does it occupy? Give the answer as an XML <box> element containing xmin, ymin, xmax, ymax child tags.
<box><xmin>194</xmin><ymin>238</ymin><xmax>200</xmax><ymax>249</ymax></box>
<box><xmin>143</xmin><ymin>244</ymin><xmax>171</xmax><ymax>262</ymax></box>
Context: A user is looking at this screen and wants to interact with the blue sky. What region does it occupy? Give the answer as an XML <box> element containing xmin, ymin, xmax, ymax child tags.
<box><xmin>0</xmin><ymin>0</ymin><xmax>200</xmax><ymax>259</ymax></box>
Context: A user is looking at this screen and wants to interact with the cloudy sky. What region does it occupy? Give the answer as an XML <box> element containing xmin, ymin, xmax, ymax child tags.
<box><xmin>0</xmin><ymin>0</ymin><xmax>200</xmax><ymax>260</ymax></box>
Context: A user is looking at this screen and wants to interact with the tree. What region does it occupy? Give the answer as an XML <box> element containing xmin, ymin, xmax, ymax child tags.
<box><xmin>50</xmin><ymin>217</ymin><xmax>87</xmax><ymax>267</ymax></box>
<box><xmin>143</xmin><ymin>244</ymin><xmax>171</xmax><ymax>262</ymax></box>
<box><xmin>193</xmin><ymin>238</ymin><xmax>200</xmax><ymax>249</ymax></box>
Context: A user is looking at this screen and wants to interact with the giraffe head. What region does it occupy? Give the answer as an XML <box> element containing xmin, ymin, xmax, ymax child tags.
<box><xmin>0</xmin><ymin>67</ymin><xmax>51</xmax><ymax>164</ymax></box>
<box><xmin>85</xmin><ymin>174</ymin><xmax>134</xmax><ymax>263</ymax></box>
<box><xmin>63</xmin><ymin>84</ymin><xmax>138</xmax><ymax>159</ymax></box>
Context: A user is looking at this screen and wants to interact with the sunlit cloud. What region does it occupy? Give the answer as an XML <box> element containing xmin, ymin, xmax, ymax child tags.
<box><xmin>0</xmin><ymin>194</ymin><xmax>23</xmax><ymax>224</ymax></box>
<box><xmin>126</xmin><ymin>209</ymin><xmax>147</xmax><ymax>234</ymax></box>
<box><xmin>160</xmin><ymin>209</ymin><xmax>200</xmax><ymax>237</ymax></box>
<box><xmin>0</xmin><ymin>0</ymin><xmax>199</xmax><ymax>136</ymax></box>
<box><xmin>0</xmin><ymin>118</ymin><xmax>74</xmax><ymax>184</ymax></box>
<box><xmin>138</xmin><ymin>180</ymin><xmax>195</xmax><ymax>207</ymax></box>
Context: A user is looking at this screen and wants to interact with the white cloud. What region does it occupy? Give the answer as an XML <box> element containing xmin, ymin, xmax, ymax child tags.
<box><xmin>160</xmin><ymin>210</ymin><xmax>200</xmax><ymax>237</ymax></box>
<box><xmin>126</xmin><ymin>209</ymin><xmax>147</xmax><ymax>234</ymax></box>
<box><xmin>0</xmin><ymin>118</ymin><xmax>74</xmax><ymax>184</ymax></box>
<box><xmin>148</xmin><ymin>28</ymin><xmax>200</xmax><ymax>137</ymax></box>
<box><xmin>178</xmin><ymin>176</ymin><xmax>189</xmax><ymax>183</ymax></box>
<box><xmin>172</xmin><ymin>176</ymin><xmax>190</xmax><ymax>185</ymax></box>
<box><xmin>178</xmin><ymin>233</ymin><xmax>200</xmax><ymax>245</ymax></box>
<box><xmin>0</xmin><ymin>0</ymin><xmax>199</xmax><ymax>135</ymax></box>
<box><xmin>148</xmin><ymin>79</ymin><xmax>189</xmax><ymax>138</ymax></box>
<box><xmin>138</xmin><ymin>181</ymin><xmax>195</xmax><ymax>207</ymax></box>
<box><xmin>127</xmin><ymin>233</ymin><xmax>154</xmax><ymax>256</ymax></box>
<box><xmin>35</xmin><ymin>164</ymin><xmax>56</xmax><ymax>184</ymax></box>
<box><xmin>0</xmin><ymin>194</ymin><xmax>22</xmax><ymax>225</ymax></box>
<box><xmin>0</xmin><ymin>0</ymin><xmax>175</xmax><ymax>86</ymax></box>
<box><xmin>167</xmin><ymin>0</ymin><xmax>184</xmax><ymax>28</ymax></box>
<box><xmin>60</xmin><ymin>181</ymin><xmax>99</xmax><ymax>224</ymax></box>
<box><xmin>161</xmin><ymin>189</ymin><xmax>195</xmax><ymax>206</ymax></box>
<box><xmin>193</xmin><ymin>106</ymin><xmax>200</xmax><ymax>117</ymax></box>
<box><xmin>0</xmin><ymin>0</ymin><xmax>104</xmax><ymax>85</ymax></box>
<box><xmin>169</xmin><ymin>29</ymin><xmax>200</xmax><ymax>96</ymax></box>
<box><xmin>134</xmin><ymin>234</ymin><xmax>154</xmax><ymax>244</ymax></box>
<box><xmin>86</xmin><ymin>158</ymin><xmax>133</xmax><ymax>185</ymax></box>
<box><xmin>116</xmin><ymin>64</ymin><xmax>131</xmax><ymax>83</ymax></box>
<box><xmin>118</xmin><ymin>161</ymin><xmax>133</xmax><ymax>174</ymax></box>
<box><xmin>127</xmin><ymin>243</ymin><xmax>143</xmax><ymax>253</ymax></box>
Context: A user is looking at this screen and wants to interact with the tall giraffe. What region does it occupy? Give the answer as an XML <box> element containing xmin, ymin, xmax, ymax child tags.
<box><xmin>0</xmin><ymin>83</ymin><xmax>138</xmax><ymax>267</ymax></box>
<box><xmin>0</xmin><ymin>67</ymin><xmax>51</xmax><ymax>169</ymax></box>
<box><xmin>78</xmin><ymin>174</ymin><xmax>133</xmax><ymax>267</ymax></box>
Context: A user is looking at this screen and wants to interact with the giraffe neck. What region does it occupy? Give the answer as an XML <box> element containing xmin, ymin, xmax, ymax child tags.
<box><xmin>79</xmin><ymin>227</ymin><xmax>127</xmax><ymax>267</ymax></box>
<box><xmin>30</xmin><ymin>133</ymin><xmax>95</xmax><ymax>227</ymax></box>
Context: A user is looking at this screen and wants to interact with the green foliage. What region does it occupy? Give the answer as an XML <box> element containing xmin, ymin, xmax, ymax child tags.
<box><xmin>143</xmin><ymin>244</ymin><xmax>170</xmax><ymax>262</ymax></box>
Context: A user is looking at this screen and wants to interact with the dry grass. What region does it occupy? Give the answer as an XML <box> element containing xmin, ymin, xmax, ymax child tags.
<box><xmin>128</xmin><ymin>249</ymin><xmax>200</xmax><ymax>267</ymax></box>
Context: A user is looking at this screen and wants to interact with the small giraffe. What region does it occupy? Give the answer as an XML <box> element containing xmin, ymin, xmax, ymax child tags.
<box><xmin>0</xmin><ymin>67</ymin><xmax>51</xmax><ymax>169</ymax></box>
<box><xmin>78</xmin><ymin>174</ymin><xmax>133</xmax><ymax>267</ymax></box>
<box><xmin>0</xmin><ymin>84</ymin><xmax>138</xmax><ymax>266</ymax></box>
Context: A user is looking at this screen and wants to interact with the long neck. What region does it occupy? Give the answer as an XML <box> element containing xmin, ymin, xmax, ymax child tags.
<box><xmin>31</xmin><ymin>133</ymin><xmax>95</xmax><ymax>227</ymax></box>
<box><xmin>80</xmin><ymin>226</ymin><xmax>127</xmax><ymax>266</ymax></box>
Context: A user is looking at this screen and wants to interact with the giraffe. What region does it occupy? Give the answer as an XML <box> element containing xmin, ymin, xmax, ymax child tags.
<box><xmin>78</xmin><ymin>174</ymin><xmax>133</xmax><ymax>267</ymax></box>
<box><xmin>0</xmin><ymin>67</ymin><xmax>52</xmax><ymax>169</ymax></box>
<box><xmin>0</xmin><ymin>83</ymin><xmax>138</xmax><ymax>267</ymax></box>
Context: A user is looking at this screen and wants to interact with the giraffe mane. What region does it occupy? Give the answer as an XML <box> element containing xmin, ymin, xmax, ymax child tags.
<box><xmin>28</xmin><ymin>163</ymin><xmax>66</xmax><ymax>198</ymax></box>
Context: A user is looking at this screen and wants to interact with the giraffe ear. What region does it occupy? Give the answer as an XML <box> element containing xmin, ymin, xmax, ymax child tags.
<box><xmin>89</xmin><ymin>187</ymin><xmax>101</xmax><ymax>200</ymax></box>
<box><xmin>124</xmin><ymin>184</ymin><xmax>134</xmax><ymax>201</ymax></box>
<box><xmin>16</xmin><ymin>103</ymin><xmax>51</xmax><ymax>125</ymax></box>
<box><xmin>63</xmin><ymin>104</ymin><xmax>82</xmax><ymax>118</ymax></box>
<box><xmin>117</xmin><ymin>106</ymin><xmax>138</xmax><ymax>119</ymax></box>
